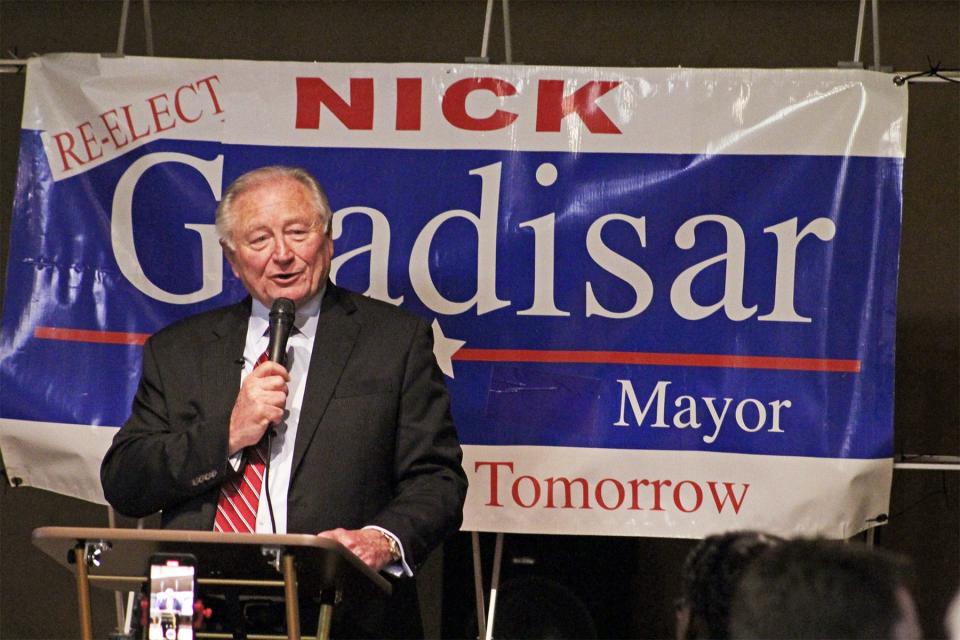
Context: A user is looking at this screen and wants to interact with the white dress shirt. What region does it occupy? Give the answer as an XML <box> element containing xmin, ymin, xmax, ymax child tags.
<box><xmin>239</xmin><ymin>291</ymin><xmax>321</xmax><ymax>534</ymax></box>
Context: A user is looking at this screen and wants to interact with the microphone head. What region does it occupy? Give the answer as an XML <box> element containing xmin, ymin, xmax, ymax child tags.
<box><xmin>269</xmin><ymin>298</ymin><xmax>296</xmax><ymax>325</ymax></box>
<box><xmin>267</xmin><ymin>298</ymin><xmax>296</xmax><ymax>365</ymax></box>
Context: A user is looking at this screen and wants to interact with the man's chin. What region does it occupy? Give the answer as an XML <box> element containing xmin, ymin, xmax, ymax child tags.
<box><xmin>265</xmin><ymin>287</ymin><xmax>316</xmax><ymax>307</ymax></box>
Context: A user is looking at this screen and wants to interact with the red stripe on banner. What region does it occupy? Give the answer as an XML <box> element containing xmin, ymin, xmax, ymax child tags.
<box><xmin>453</xmin><ymin>348</ymin><xmax>861</xmax><ymax>373</ymax></box>
<box><xmin>31</xmin><ymin>328</ymin><xmax>861</xmax><ymax>372</ymax></box>
<box><xmin>34</xmin><ymin>326</ymin><xmax>150</xmax><ymax>346</ymax></box>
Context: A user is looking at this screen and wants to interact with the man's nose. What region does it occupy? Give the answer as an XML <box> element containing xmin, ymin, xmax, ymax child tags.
<box><xmin>272</xmin><ymin>236</ymin><xmax>293</xmax><ymax>261</ymax></box>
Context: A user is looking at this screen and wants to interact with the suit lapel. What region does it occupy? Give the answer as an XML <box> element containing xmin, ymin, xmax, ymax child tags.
<box><xmin>201</xmin><ymin>299</ymin><xmax>250</xmax><ymax>432</ymax></box>
<box><xmin>290</xmin><ymin>285</ymin><xmax>360</xmax><ymax>480</ymax></box>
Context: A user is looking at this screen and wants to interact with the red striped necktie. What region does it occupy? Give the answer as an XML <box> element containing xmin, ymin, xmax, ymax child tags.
<box><xmin>214</xmin><ymin>351</ymin><xmax>270</xmax><ymax>533</ymax></box>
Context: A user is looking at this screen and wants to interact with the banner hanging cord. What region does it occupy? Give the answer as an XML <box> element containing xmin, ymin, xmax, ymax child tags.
<box><xmin>893</xmin><ymin>58</ymin><xmax>960</xmax><ymax>85</ymax></box>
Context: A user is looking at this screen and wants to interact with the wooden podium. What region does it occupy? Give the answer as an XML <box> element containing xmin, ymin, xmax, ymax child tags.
<box><xmin>32</xmin><ymin>526</ymin><xmax>391</xmax><ymax>640</ymax></box>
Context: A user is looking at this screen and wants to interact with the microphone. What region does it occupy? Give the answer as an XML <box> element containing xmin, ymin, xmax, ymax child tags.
<box><xmin>266</xmin><ymin>297</ymin><xmax>296</xmax><ymax>366</ymax></box>
<box><xmin>262</xmin><ymin>297</ymin><xmax>294</xmax><ymax>535</ymax></box>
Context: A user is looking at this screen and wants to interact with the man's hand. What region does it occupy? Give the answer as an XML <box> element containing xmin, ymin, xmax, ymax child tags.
<box><xmin>228</xmin><ymin>361</ymin><xmax>289</xmax><ymax>455</ymax></box>
<box><xmin>318</xmin><ymin>528</ymin><xmax>395</xmax><ymax>572</ymax></box>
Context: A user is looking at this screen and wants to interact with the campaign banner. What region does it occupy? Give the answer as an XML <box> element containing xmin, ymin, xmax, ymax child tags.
<box><xmin>0</xmin><ymin>54</ymin><xmax>907</xmax><ymax>539</ymax></box>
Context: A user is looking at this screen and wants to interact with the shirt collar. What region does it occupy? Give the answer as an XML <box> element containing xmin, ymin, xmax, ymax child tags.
<box><xmin>249</xmin><ymin>283</ymin><xmax>326</xmax><ymax>341</ymax></box>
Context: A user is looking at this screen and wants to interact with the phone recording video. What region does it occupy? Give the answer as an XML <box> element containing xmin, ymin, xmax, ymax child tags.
<box><xmin>147</xmin><ymin>554</ymin><xmax>195</xmax><ymax>640</ymax></box>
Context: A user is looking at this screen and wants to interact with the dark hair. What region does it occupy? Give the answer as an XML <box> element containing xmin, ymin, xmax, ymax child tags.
<box><xmin>729</xmin><ymin>538</ymin><xmax>915</xmax><ymax>639</ymax></box>
<box><xmin>679</xmin><ymin>530</ymin><xmax>782</xmax><ymax>639</ymax></box>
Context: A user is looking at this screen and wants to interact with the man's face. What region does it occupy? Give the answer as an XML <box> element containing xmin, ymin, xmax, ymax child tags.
<box><xmin>224</xmin><ymin>176</ymin><xmax>333</xmax><ymax>308</ymax></box>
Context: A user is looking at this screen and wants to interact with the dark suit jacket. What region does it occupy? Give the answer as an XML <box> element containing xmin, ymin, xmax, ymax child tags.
<box><xmin>101</xmin><ymin>284</ymin><xmax>468</xmax><ymax>637</ymax></box>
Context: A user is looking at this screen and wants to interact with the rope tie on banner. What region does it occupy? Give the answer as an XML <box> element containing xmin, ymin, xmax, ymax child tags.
<box><xmin>893</xmin><ymin>57</ymin><xmax>960</xmax><ymax>86</ymax></box>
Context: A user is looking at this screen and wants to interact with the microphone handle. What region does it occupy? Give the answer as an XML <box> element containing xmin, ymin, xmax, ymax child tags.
<box><xmin>266</xmin><ymin>322</ymin><xmax>292</xmax><ymax>365</ymax></box>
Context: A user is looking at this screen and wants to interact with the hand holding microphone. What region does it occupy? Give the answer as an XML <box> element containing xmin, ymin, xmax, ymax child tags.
<box><xmin>227</xmin><ymin>298</ymin><xmax>296</xmax><ymax>455</ymax></box>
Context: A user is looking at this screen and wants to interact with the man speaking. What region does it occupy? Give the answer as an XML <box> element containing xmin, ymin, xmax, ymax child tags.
<box><xmin>101</xmin><ymin>166</ymin><xmax>468</xmax><ymax>637</ymax></box>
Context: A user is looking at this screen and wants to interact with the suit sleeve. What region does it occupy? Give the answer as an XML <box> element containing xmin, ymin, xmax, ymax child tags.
<box><xmin>367</xmin><ymin>318</ymin><xmax>468</xmax><ymax>571</ymax></box>
<box><xmin>100</xmin><ymin>335</ymin><xmax>232</xmax><ymax>518</ymax></box>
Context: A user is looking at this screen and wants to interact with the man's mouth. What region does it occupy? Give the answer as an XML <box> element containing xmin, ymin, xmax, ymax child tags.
<box><xmin>271</xmin><ymin>271</ymin><xmax>302</xmax><ymax>284</ymax></box>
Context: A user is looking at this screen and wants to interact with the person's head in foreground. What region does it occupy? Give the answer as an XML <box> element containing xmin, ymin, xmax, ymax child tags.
<box><xmin>676</xmin><ymin>530</ymin><xmax>782</xmax><ymax>640</ymax></box>
<box><xmin>946</xmin><ymin>587</ymin><xmax>960</xmax><ymax>640</ymax></box>
<box><xmin>729</xmin><ymin>537</ymin><xmax>921</xmax><ymax>640</ymax></box>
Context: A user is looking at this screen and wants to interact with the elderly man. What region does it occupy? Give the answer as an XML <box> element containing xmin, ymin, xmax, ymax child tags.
<box><xmin>101</xmin><ymin>166</ymin><xmax>468</xmax><ymax>637</ymax></box>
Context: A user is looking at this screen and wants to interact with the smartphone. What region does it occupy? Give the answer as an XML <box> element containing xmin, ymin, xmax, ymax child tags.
<box><xmin>147</xmin><ymin>553</ymin><xmax>196</xmax><ymax>640</ymax></box>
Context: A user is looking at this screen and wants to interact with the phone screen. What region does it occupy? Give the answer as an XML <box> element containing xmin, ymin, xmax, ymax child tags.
<box><xmin>148</xmin><ymin>556</ymin><xmax>195</xmax><ymax>640</ymax></box>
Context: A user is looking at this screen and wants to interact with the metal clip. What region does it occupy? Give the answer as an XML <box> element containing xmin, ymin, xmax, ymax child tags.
<box><xmin>261</xmin><ymin>546</ymin><xmax>283</xmax><ymax>572</ymax></box>
<box><xmin>84</xmin><ymin>540</ymin><xmax>112</xmax><ymax>567</ymax></box>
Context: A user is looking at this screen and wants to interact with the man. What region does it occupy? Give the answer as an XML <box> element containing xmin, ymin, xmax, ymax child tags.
<box><xmin>101</xmin><ymin>166</ymin><xmax>468</xmax><ymax>637</ymax></box>
<box><xmin>728</xmin><ymin>538</ymin><xmax>922</xmax><ymax>640</ymax></box>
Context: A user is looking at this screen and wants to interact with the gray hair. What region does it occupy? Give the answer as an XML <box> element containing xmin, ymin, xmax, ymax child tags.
<box><xmin>215</xmin><ymin>166</ymin><xmax>332</xmax><ymax>249</ymax></box>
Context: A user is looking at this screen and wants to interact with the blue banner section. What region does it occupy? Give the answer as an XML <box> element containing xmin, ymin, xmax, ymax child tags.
<box><xmin>1</xmin><ymin>133</ymin><xmax>901</xmax><ymax>460</ymax></box>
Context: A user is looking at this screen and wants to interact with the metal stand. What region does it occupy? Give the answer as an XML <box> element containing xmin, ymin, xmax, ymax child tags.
<box><xmin>891</xmin><ymin>455</ymin><xmax>960</xmax><ymax>558</ymax></box>
<box><xmin>471</xmin><ymin>532</ymin><xmax>487</xmax><ymax>639</ymax></box>
<box><xmin>894</xmin><ymin>455</ymin><xmax>960</xmax><ymax>471</ymax></box>
<box><xmin>71</xmin><ymin>544</ymin><xmax>95</xmax><ymax>640</ymax></box>
<box><xmin>316</xmin><ymin>586</ymin><xmax>341</xmax><ymax>640</ymax></box>
<box><xmin>471</xmin><ymin>531</ymin><xmax>506</xmax><ymax>640</ymax></box>
<box><xmin>860</xmin><ymin>456</ymin><xmax>960</xmax><ymax>551</ymax></box>
<box><xmin>468</xmin><ymin>0</ymin><xmax>514</xmax><ymax>64</ymax></box>
<box><xmin>839</xmin><ymin>0</ymin><xmax>888</xmax><ymax>71</ymax></box>
<box><xmin>115</xmin><ymin>0</ymin><xmax>155</xmax><ymax>56</ymax></box>
<box><xmin>281</xmin><ymin>553</ymin><xmax>301</xmax><ymax>639</ymax></box>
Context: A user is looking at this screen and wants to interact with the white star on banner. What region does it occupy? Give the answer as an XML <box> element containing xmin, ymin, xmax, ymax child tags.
<box><xmin>431</xmin><ymin>319</ymin><xmax>466</xmax><ymax>379</ymax></box>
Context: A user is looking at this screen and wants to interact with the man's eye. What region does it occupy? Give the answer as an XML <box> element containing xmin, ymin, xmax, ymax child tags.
<box><xmin>248</xmin><ymin>235</ymin><xmax>270</xmax><ymax>248</ymax></box>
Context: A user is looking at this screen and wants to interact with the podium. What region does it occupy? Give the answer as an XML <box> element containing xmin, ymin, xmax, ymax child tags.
<box><xmin>32</xmin><ymin>526</ymin><xmax>391</xmax><ymax>640</ymax></box>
